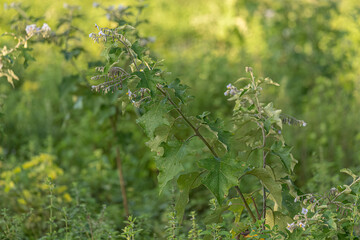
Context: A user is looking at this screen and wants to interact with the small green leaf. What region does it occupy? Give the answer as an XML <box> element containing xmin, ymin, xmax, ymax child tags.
<box><xmin>203</xmin><ymin>117</ymin><xmax>231</xmax><ymax>151</ymax></box>
<box><xmin>131</xmin><ymin>40</ymin><xmax>145</xmax><ymax>60</ymax></box>
<box><xmin>168</xmin><ymin>78</ymin><xmax>188</xmax><ymax>104</ymax></box>
<box><xmin>271</xmin><ymin>141</ymin><xmax>294</xmax><ymax>173</ymax></box>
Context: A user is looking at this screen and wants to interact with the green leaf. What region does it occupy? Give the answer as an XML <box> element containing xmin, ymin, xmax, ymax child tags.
<box><xmin>203</xmin><ymin>117</ymin><xmax>231</xmax><ymax>151</ymax></box>
<box><xmin>265</xmin><ymin>209</ymin><xmax>293</xmax><ymax>231</ymax></box>
<box><xmin>264</xmin><ymin>103</ymin><xmax>282</xmax><ymax>129</ymax></box>
<box><xmin>131</xmin><ymin>40</ymin><xmax>145</xmax><ymax>60</ymax></box>
<box><xmin>136</xmin><ymin>102</ymin><xmax>171</xmax><ymax>137</ymax></box>
<box><xmin>270</xmin><ymin>141</ymin><xmax>294</xmax><ymax>173</ymax></box>
<box><xmin>175</xmin><ymin>172</ymin><xmax>202</xmax><ymax>222</ymax></box>
<box><xmin>145</xmin><ymin>126</ymin><xmax>169</xmax><ymax>156</ymax></box>
<box><xmin>204</xmin><ymin>205</ymin><xmax>230</xmax><ymax>224</ymax></box>
<box><xmin>156</xmin><ymin>141</ymin><xmax>189</xmax><ymax>193</ymax></box>
<box><xmin>340</xmin><ymin>168</ymin><xmax>358</xmax><ymax>180</ymax></box>
<box><xmin>133</xmin><ymin>68</ymin><xmax>164</xmax><ymax>94</ymax></box>
<box><xmin>199</xmin><ymin>156</ymin><xmax>240</xmax><ymax>203</ymax></box>
<box><xmin>246</xmin><ymin>166</ymin><xmax>283</xmax><ymax>208</ymax></box>
<box><xmin>168</xmin><ymin>78</ymin><xmax>188</xmax><ymax>103</ymax></box>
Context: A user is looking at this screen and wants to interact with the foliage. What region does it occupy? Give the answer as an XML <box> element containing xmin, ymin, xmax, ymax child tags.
<box><xmin>0</xmin><ymin>0</ymin><xmax>359</xmax><ymax>239</ymax></box>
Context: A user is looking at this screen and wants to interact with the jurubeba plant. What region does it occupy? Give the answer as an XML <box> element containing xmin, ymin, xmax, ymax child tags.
<box><xmin>88</xmin><ymin>20</ymin><xmax>306</xmax><ymax>237</ymax></box>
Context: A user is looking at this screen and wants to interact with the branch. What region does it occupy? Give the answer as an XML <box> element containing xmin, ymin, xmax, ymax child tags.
<box><xmin>235</xmin><ymin>186</ymin><xmax>257</xmax><ymax>223</ymax></box>
<box><xmin>156</xmin><ymin>85</ymin><xmax>219</xmax><ymax>158</ymax></box>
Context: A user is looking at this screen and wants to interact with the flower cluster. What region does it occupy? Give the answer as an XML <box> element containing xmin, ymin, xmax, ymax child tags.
<box><xmin>286</xmin><ymin>221</ymin><xmax>306</xmax><ymax>232</ymax></box>
<box><xmin>126</xmin><ymin>88</ymin><xmax>151</xmax><ymax>107</ymax></box>
<box><xmin>89</xmin><ymin>24</ymin><xmax>111</xmax><ymax>43</ymax></box>
<box><xmin>224</xmin><ymin>83</ymin><xmax>239</xmax><ymax>96</ymax></box>
<box><xmin>91</xmin><ymin>67</ymin><xmax>130</xmax><ymax>93</ymax></box>
<box><xmin>25</xmin><ymin>23</ymin><xmax>51</xmax><ymax>38</ymax></box>
<box><xmin>286</xmin><ymin>208</ymin><xmax>309</xmax><ymax>232</ymax></box>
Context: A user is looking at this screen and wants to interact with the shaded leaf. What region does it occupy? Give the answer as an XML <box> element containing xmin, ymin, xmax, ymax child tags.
<box><xmin>202</xmin><ymin>117</ymin><xmax>231</xmax><ymax>151</ymax></box>
<box><xmin>168</xmin><ymin>78</ymin><xmax>188</xmax><ymax>103</ymax></box>
<box><xmin>156</xmin><ymin>141</ymin><xmax>190</xmax><ymax>193</ymax></box>
<box><xmin>270</xmin><ymin>141</ymin><xmax>294</xmax><ymax>173</ymax></box>
<box><xmin>340</xmin><ymin>168</ymin><xmax>358</xmax><ymax>181</ymax></box>
<box><xmin>204</xmin><ymin>205</ymin><xmax>230</xmax><ymax>224</ymax></box>
<box><xmin>247</xmin><ymin>166</ymin><xmax>282</xmax><ymax>208</ymax></box>
<box><xmin>175</xmin><ymin>172</ymin><xmax>202</xmax><ymax>222</ymax></box>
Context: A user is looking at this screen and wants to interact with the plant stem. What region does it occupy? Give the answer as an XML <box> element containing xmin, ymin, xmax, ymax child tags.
<box><xmin>116</xmin><ymin>147</ymin><xmax>130</xmax><ymax>217</ymax></box>
<box><xmin>249</xmin><ymin>69</ymin><xmax>268</xmax><ymax>228</ymax></box>
<box><xmin>235</xmin><ymin>186</ymin><xmax>257</xmax><ymax>223</ymax></box>
<box><xmin>111</xmin><ymin>107</ymin><xmax>130</xmax><ymax>217</ymax></box>
<box><xmin>331</xmin><ymin>177</ymin><xmax>360</xmax><ymax>202</ymax></box>
<box><xmin>157</xmin><ymin>85</ymin><xmax>258</xmax><ymax>222</ymax></box>
<box><xmin>251</xmin><ymin>196</ymin><xmax>261</xmax><ymax>219</ymax></box>
<box><xmin>156</xmin><ymin>85</ymin><xmax>219</xmax><ymax>158</ymax></box>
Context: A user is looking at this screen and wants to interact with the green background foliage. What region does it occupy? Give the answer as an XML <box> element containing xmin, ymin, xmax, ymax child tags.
<box><xmin>0</xmin><ymin>0</ymin><xmax>359</xmax><ymax>238</ymax></box>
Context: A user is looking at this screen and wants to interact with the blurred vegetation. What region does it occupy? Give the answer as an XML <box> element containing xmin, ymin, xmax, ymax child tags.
<box><xmin>0</xmin><ymin>0</ymin><xmax>359</xmax><ymax>238</ymax></box>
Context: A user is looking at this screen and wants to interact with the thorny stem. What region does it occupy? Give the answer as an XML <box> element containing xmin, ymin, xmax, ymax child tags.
<box><xmin>235</xmin><ymin>186</ymin><xmax>257</xmax><ymax>223</ymax></box>
<box><xmin>156</xmin><ymin>85</ymin><xmax>219</xmax><ymax>158</ymax></box>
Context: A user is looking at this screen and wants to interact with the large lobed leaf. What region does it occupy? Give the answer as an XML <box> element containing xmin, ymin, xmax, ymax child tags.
<box><xmin>199</xmin><ymin>156</ymin><xmax>242</xmax><ymax>203</ymax></box>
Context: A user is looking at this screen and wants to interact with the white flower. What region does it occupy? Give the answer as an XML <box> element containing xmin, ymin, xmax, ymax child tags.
<box><xmin>95</xmin><ymin>23</ymin><xmax>100</xmax><ymax>30</ymax></box>
<box><xmin>226</xmin><ymin>83</ymin><xmax>232</xmax><ymax>89</ymax></box>
<box><xmin>41</xmin><ymin>23</ymin><xmax>51</xmax><ymax>32</ymax></box>
<box><xmin>25</xmin><ymin>24</ymin><xmax>37</xmax><ymax>36</ymax></box>
<box><xmin>301</xmin><ymin>208</ymin><xmax>308</xmax><ymax>215</ymax></box>
<box><xmin>89</xmin><ymin>33</ymin><xmax>94</xmax><ymax>38</ymax></box>
<box><xmin>228</xmin><ymin>201</ymin><xmax>232</xmax><ymax>206</ymax></box>
<box><xmin>118</xmin><ymin>4</ymin><xmax>126</xmax><ymax>11</ymax></box>
<box><xmin>286</xmin><ymin>222</ymin><xmax>295</xmax><ymax>232</ymax></box>
<box><xmin>224</xmin><ymin>90</ymin><xmax>229</xmax><ymax>96</ymax></box>
<box><xmin>302</xmin><ymin>122</ymin><xmax>307</xmax><ymax>127</ymax></box>
<box><xmin>98</xmin><ymin>31</ymin><xmax>105</xmax><ymax>36</ymax></box>
<box><xmin>298</xmin><ymin>222</ymin><xmax>306</xmax><ymax>230</ymax></box>
<box><xmin>230</xmin><ymin>89</ymin><xmax>237</xmax><ymax>96</ymax></box>
<box><xmin>127</xmin><ymin>90</ymin><xmax>132</xmax><ymax>98</ymax></box>
<box><xmin>40</xmin><ymin>23</ymin><xmax>51</xmax><ymax>38</ymax></box>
